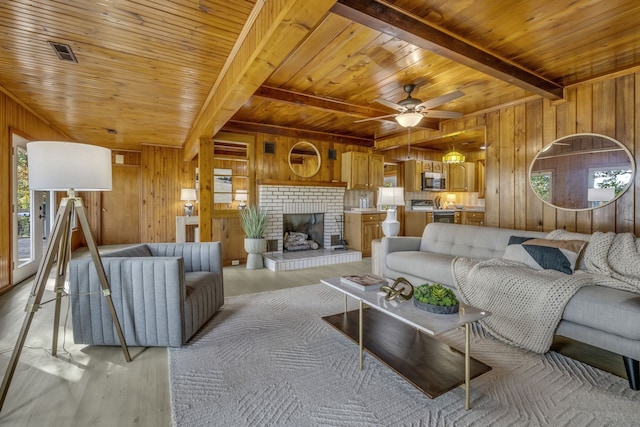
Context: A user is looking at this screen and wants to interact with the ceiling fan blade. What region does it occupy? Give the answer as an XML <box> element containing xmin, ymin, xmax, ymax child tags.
<box><xmin>354</xmin><ymin>114</ymin><xmax>398</xmax><ymax>123</ymax></box>
<box><xmin>415</xmin><ymin>90</ymin><xmax>465</xmax><ymax>110</ymax></box>
<box><xmin>424</xmin><ymin>110</ymin><xmax>463</xmax><ymax>119</ymax></box>
<box><xmin>373</xmin><ymin>97</ymin><xmax>405</xmax><ymax>111</ymax></box>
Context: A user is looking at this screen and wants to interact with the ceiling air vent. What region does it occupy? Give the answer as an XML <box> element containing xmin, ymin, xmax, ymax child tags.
<box><xmin>48</xmin><ymin>41</ymin><xmax>78</xmax><ymax>63</ymax></box>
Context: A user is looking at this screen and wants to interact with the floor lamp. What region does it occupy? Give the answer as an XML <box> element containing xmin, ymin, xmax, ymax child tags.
<box><xmin>0</xmin><ymin>141</ymin><xmax>131</xmax><ymax>412</ymax></box>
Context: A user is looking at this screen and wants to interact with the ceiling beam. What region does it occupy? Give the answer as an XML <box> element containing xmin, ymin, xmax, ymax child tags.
<box><xmin>332</xmin><ymin>0</ymin><xmax>564</xmax><ymax>100</ymax></box>
<box><xmin>254</xmin><ymin>85</ymin><xmax>441</xmax><ymax>131</ymax></box>
<box><xmin>254</xmin><ymin>85</ymin><xmax>392</xmax><ymax>117</ymax></box>
<box><xmin>222</xmin><ymin>120</ymin><xmax>374</xmax><ymax>146</ymax></box>
<box><xmin>182</xmin><ymin>0</ymin><xmax>338</xmax><ymax>160</ymax></box>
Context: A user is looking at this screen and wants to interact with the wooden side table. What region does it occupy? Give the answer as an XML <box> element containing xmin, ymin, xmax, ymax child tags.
<box><xmin>176</xmin><ymin>216</ymin><xmax>199</xmax><ymax>243</ymax></box>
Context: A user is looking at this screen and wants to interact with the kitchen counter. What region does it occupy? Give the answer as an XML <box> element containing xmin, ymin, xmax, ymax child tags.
<box><xmin>407</xmin><ymin>206</ymin><xmax>485</xmax><ymax>212</ymax></box>
<box><xmin>344</xmin><ymin>208</ymin><xmax>386</xmax><ymax>214</ymax></box>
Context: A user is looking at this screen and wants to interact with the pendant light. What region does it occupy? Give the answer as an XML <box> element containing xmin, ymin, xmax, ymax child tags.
<box><xmin>442</xmin><ymin>144</ymin><xmax>465</xmax><ymax>164</ymax></box>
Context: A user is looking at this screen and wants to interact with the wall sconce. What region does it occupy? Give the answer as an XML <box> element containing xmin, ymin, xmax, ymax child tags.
<box><xmin>180</xmin><ymin>188</ymin><xmax>197</xmax><ymax>216</ymax></box>
<box><xmin>235</xmin><ymin>190</ymin><xmax>248</xmax><ymax>209</ymax></box>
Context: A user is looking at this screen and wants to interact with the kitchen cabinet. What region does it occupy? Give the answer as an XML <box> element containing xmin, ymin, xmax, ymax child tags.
<box><xmin>448</xmin><ymin>162</ymin><xmax>476</xmax><ymax>191</ymax></box>
<box><xmin>461</xmin><ymin>211</ymin><xmax>484</xmax><ymax>226</ymax></box>
<box><xmin>403</xmin><ymin>160</ymin><xmax>446</xmax><ymax>192</ymax></box>
<box><xmin>342</xmin><ymin>152</ymin><xmax>384</xmax><ymax>190</ymax></box>
<box><xmin>404</xmin><ymin>211</ymin><xmax>428</xmax><ymax>236</ymax></box>
<box><xmin>477</xmin><ymin>160</ymin><xmax>486</xmax><ymax>198</ymax></box>
<box><xmin>403</xmin><ymin>160</ymin><xmax>422</xmax><ymax>192</ymax></box>
<box><xmin>344</xmin><ymin>212</ymin><xmax>383</xmax><ymax>256</ymax></box>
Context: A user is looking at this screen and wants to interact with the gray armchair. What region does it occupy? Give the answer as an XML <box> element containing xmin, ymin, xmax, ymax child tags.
<box><xmin>68</xmin><ymin>242</ymin><xmax>224</xmax><ymax>347</ymax></box>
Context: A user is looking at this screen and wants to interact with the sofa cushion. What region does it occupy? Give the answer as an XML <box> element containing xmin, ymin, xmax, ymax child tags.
<box><xmin>419</xmin><ymin>223</ymin><xmax>547</xmax><ymax>260</ymax></box>
<box><xmin>386</xmin><ymin>251</ymin><xmax>456</xmax><ymax>286</ymax></box>
<box><xmin>562</xmin><ymin>285</ymin><xmax>640</xmax><ymax>340</ymax></box>
<box><xmin>503</xmin><ymin>236</ymin><xmax>587</xmax><ymax>274</ymax></box>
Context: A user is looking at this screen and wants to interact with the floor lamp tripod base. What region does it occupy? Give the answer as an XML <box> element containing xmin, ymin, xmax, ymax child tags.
<box><xmin>0</xmin><ymin>194</ymin><xmax>131</xmax><ymax>412</ymax></box>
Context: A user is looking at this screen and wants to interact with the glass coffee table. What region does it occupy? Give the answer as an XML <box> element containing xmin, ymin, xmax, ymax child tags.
<box><xmin>321</xmin><ymin>277</ymin><xmax>492</xmax><ymax>410</ymax></box>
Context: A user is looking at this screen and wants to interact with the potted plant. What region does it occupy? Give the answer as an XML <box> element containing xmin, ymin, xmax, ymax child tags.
<box><xmin>239</xmin><ymin>206</ymin><xmax>268</xmax><ymax>269</ymax></box>
<box><xmin>413</xmin><ymin>283</ymin><xmax>459</xmax><ymax>314</ymax></box>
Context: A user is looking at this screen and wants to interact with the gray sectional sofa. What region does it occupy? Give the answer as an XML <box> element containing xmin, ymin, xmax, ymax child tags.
<box><xmin>381</xmin><ymin>222</ymin><xmax>640</xmax><ymax>390</ymax></box>
<box><xmin>69</xmin><ymin>242</ymin><xmax>224</xmax><ymax>347</ymax></box>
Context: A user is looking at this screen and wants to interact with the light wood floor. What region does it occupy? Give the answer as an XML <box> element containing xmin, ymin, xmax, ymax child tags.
<box><xmin>0</xmin><ymin>255</ymin><xmax>372</xmax><ymax>426</ymax></box>
<box><xmin>0</xmin><ymin>253</ymin><xmax>628</xmax><ymax>426</ymax></box>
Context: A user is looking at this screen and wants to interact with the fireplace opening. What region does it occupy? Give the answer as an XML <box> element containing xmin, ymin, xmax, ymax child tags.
<box><xmin>283</xmin><ymin>213</ymin><xmax>324</xmax><ymax>251</ymax></box>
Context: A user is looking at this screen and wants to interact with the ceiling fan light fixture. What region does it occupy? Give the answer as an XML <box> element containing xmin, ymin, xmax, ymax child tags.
<box><xmin>395</xmin><ymin>112</ymin><xmax>423</xmax><ymax>128</ymax></box>
<box><xmin>442</xmin><ymin>150</ymin><xmax>465</xmax><ymax>164</ymax></box>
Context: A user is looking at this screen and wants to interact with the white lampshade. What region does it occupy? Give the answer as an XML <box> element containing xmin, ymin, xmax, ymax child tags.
<box><xmin>180</xmin><ymin>188</ymin><xmax>197</xmax><ymax>201</ymax></box>
<box><xmin>395</xmin><ymin>112</ymin><xmax>423</xmax><ymax>128</ymax></box>
<box><xmin>235</xmin><ymin>190</ymin><xmax>248</xmax><ymax>202</ymax></box>
<box><xmin>27</xmin><ymin>141</ymin><xmax>112</xmax><ymax>191</ymax></box>
<box><xmin>587</xmin><ymin>187</ymin><xmax>615</xmax><ymax>202</ymax></box>
<box><xmin>377</xmin><ymin>187</ymin><xmax>405</xmax><ymax>207</ymax></box>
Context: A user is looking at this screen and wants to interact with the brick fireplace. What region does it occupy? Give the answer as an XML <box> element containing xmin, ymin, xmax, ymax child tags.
<box><xmin>258</xmin><ymin>182</ymin><xmax>361</xmax><ymax>271</ymax></box>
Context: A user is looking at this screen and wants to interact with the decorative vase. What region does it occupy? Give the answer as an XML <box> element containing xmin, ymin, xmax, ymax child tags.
<box><xmin>381</xmin><ymin>208</ymin><xmax>400</xmax><ymax>237</ymax></box>
<box><xmin>244</xmin><ymin>237</ymin><xmax>267</xmax><ymax>269</ymax></box>
<box><xmin>413</xmin><ymin>298</ymin><xmax>459</xmax><ymax>314</ymax></box>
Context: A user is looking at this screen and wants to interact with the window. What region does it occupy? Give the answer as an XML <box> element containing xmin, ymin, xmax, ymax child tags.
<box><xmin>530</xmin><ymin>170</ymin><xmax>552</xmax><ymax>202</ymax></box>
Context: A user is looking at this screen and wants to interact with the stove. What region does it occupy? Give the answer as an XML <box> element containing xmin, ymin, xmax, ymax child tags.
<box><xmin>411</xmin><ymin>200</ymin><xmax>434</xmax><ymax>211</ymax></box>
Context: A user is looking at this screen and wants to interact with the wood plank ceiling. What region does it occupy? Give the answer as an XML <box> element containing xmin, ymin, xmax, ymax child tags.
<box><xmin>1</xmin><ymin>0</ymin><xmax>640</xmax><ymax>153</ymax></box>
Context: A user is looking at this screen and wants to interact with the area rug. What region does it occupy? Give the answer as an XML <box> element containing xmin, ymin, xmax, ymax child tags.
<box><xmin>169</xmin><ymin>284</ymin><xmax>639</xmax><ymax>426</ymax></box>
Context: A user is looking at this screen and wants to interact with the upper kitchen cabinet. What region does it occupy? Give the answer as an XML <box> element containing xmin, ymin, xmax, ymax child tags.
<box><xmin>403</xmin><ymin>159</ymin><xmax>447</xmax><ymax>192</ymax></box>
<box><xmin>476</xmin><ymin>160</ymin><xmax>486</xmax><ymax>198</ymax></box>
<box><xmin>448</xmin><ymin>162</ymin><xmax>476</xmax><ymax>192</ymax></box>
<box><xmin>342</xmin><ymin>152</ymin><xmax>384</xmax><ymax>190</ymax></box>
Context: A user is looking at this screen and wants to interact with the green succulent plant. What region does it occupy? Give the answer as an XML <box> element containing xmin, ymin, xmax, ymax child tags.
<box><xmin>239</xmin><ymin>206</ymin><xmax>268</xmax><ymax>238</ymax></box>
<box><xmin>413</xmin><ymin>283</ymin><xmax>459</xmax><ymax>307</ymax></box>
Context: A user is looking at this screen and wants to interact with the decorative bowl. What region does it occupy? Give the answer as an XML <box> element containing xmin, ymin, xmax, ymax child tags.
<box><xmin>455</xmin><ymin>204</ymin><xmax>465</xmax><ymax>209</ymax></box>
<box><xmin>413</xmin><ymin>298</ymin><xmax>459</xmax><ymax>314</ymax></box>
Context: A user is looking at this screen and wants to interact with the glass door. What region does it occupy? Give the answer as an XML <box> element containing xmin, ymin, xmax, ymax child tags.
<box><xmin>12</xmin><ymin>135</ymin><xmax>52</xmax><ymax>284</ymax></box>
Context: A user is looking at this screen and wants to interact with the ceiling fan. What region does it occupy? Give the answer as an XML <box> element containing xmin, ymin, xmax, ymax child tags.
<box><xmin>356</xmin><ymin>84</ymin><xmax>464</xmax><ymax>127</ymax></box>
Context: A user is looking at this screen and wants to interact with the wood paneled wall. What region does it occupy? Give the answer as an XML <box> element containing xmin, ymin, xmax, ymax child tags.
<box><xmin>378</xmin><ymin>72</ymin><xmax>640</xmax><ymax>236</ymax></box>
<box><xmin>253</xmin><ymin>133</ymin><xmax>370</xmax><ymax>183</ymax></box>
<box><xmin>0</xmin><ymin>92</ymin><xmax>69</xmax><ymax>292</ymax></box>
<box><xmin>483</xmin><ymin>74</ymin><xmax>638</xmax><ymax>235</ymax></box>
<box><xmin>140</xmin><ymin>145</ymin><xmax>196</xmax><ymax>243</ymax></box>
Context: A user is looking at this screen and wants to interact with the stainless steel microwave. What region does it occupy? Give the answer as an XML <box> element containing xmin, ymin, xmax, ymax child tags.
<box><xmin>421</xmin><ymin>172</ymin><xmax>446</xmax><ymax>191</ymax></box>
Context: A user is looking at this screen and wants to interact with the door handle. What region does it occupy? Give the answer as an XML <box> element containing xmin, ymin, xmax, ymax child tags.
<box><xmin>102</xmin><ymin>208</ymin><xmax>107</xmax><ymax>212</ymax></box>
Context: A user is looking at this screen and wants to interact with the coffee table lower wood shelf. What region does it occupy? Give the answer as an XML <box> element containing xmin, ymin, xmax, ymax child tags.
<box><xmin>322</xmin><ymin>308</ymin><xmax>492</xmax><ymax>399</ymax></box>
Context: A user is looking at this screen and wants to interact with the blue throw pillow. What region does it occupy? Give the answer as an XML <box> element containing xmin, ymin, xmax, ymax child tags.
<box><xmin>502</xmin><ymin>236</ymin><xmax>587</xmax><ymax>274</ymax></box>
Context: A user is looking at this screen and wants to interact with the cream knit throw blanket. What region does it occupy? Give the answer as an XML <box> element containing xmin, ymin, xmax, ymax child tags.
<box><xmin>452</xmin><ymin>257</ymin><xmax>594</xmax><ymax>354</ymax></box>
<box><xmin>453</xmin><ymin>231</ymin><xmax>640</xmax><ymax>354</ymax></box>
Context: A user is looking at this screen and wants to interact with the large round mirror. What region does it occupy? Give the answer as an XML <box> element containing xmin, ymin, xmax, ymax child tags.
<box><xmin>529</xmin><ymin>133</ymin><xmax>635</xmax><ymax>211</ymax></box>
<box><xmin>288</xmin><ymin>141</ymin><xmax>321</xmax><ymax>178</ymax></box>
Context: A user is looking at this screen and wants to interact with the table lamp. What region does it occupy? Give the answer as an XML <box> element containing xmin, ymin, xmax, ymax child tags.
<box><xmin>0</xmin><ymin>141</ymin><xmax>131</xmax><ymax>412</ymax></box>
<box><xmin>235</xmin><ymin>190</ymin><xmax>248</xmax><ymax>209</ymax></box>
<box><xmin>181</xmin><ymin>188</ymin><xmax>197</xmax><ymax>216</ymax></box>
<box><xmin>378</xmin><ymin>187</ymin><xmax>405</xmax><ymax>237</ymax></box>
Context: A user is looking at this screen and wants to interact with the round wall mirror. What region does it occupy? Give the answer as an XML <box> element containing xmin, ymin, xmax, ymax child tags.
<box><xmin>288</xmin><ymin>141</ymin><xmax>321</xmax><ymax>178</ymax></box>
<box><xmin>529</xmin><ymin>133</ymin><xmax>635</xmax><ymax>211</ymax></box>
